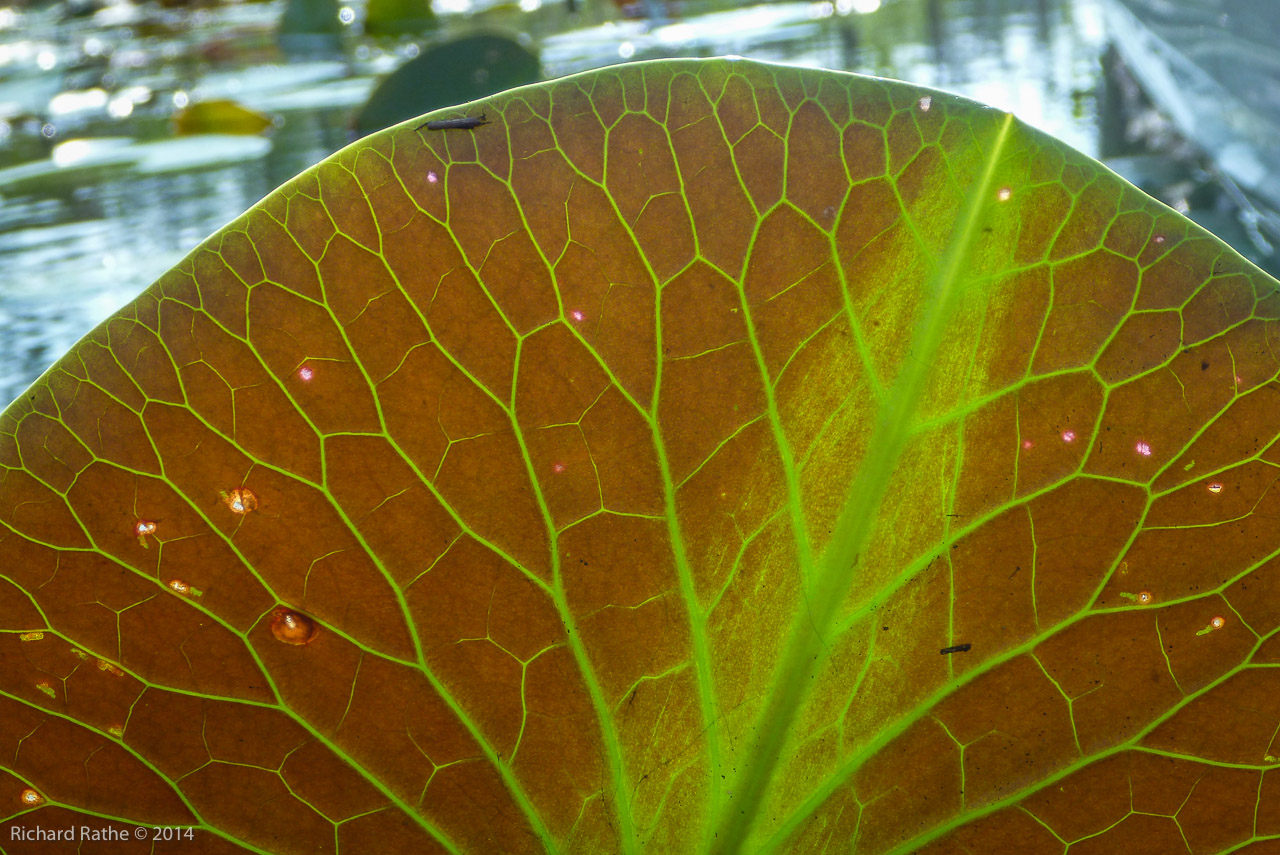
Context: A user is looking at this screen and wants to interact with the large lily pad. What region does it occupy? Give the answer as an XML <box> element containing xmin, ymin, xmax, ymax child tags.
<box><xmin>3</xmin><ymin>57</ymin><xmax>1280</xmax><ymax>855</ymax></box>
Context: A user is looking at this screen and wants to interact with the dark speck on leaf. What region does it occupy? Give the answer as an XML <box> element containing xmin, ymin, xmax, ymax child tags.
<box><xmin>1201</xmin><ymin>361</ymin><xmax>1210</xmax><ymax>370</ymax></box>
<box><xmin>940</xmin><ymin>643</ymin><xmax>971</xmax><ymax>655</ymax></box>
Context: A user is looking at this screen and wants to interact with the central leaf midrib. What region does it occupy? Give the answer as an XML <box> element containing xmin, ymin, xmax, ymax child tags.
<box><xmin>714</xmin><ymin>109</ymin><xmax>1018</xmax><ymax>853</ymax></box>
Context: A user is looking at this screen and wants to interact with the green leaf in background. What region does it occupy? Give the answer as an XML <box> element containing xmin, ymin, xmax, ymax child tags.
<box><xmin>3</xmin><ymin>57</ymin><xmax>1279</xmax><ymax>855</ymax></box>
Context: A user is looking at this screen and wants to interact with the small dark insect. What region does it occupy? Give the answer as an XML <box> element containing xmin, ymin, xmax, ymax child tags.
<box><xmin>417</xmin><ymin>114</ymin><xmax>488</xmax><ymax>131</ymax></box>
<box><xmin>940</xmin><ymin>643</ymin><xmax>972</xmax><ymax>655</ymax></box>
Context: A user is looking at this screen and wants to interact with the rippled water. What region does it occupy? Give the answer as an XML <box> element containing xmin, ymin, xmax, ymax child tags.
<box><xmin>0</xmin><ymin>0</ymin><xmax>1105</xmax><ymax>408</ymax></box>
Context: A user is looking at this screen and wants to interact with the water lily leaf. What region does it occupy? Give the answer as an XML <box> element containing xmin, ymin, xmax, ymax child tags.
<box><xmin>3</xmin><ymin>57</ymin><xmax>1280</xmax><ymax>855</ymax></box>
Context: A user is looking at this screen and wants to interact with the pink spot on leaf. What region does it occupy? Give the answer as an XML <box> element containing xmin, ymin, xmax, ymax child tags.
<box><xmin>1061</xmin><ymin>430</ymin><xmax>1076</xmax><ymax>443</ymax></box>
<box><xmin>298</xmin><ymin>365</ymin><xmax>314</xmax><ymax>382</ymax></box>
<box><xmin>1021</xmin><ymin>439</ymin><xmax>1034</xmax><ymax>450</ymax></box>
<box><xmin>1135</xmin><ymin>440</ymin><xmax>1152</xmax><ymax>457</ymax></box>
<box><xmin>570</xmin><ymin>309</ymin><xmax>585</xmax><ymax>323</ymax></box>
<box><xmin>1154</xmin><ymin>234</ymin><xmax>1165</xmax><ymax>244</ymax></box>
<box><xmin>427</xmin><ymin>171</ymin><xmax>438</xmax><ymax>184</ymax></box>
<box><xmin>552</xmin><ymin>462</ymin><xmax>566</xmax><ymax>473</ymax></box>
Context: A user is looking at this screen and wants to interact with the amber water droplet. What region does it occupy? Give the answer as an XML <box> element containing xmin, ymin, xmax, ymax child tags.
<box><xmin>1137</xmin><ymin>590</ymin><xmax>1154</xmax><ymax>605</ymax></box>
<box><xmin>1208</xmin><ymin>482</ymin><xmax>1223</xmax><ymax>494</ymax></box>
<box><xmin>134</xmin><ymin>519</ymin><xmax>156</xmax><ymax>537</ymax></box>
<box><xmin>270</xmin><ymin>606</ymin><xmax>319</xmax><ymax>645</ymax></box>
<box><xmin>20</xmin><ymin>788</ymin><xmax>43</xmax><ymax>806</ymax></box>
<box><xmin>1211</xmin><ymin>615</ymin><xmax>1226</xmax><ymax>629</ymax></box>
<box><xmin>223</xmin><ymin>487</ymin><xmax>258</xmax><ymax>515</ymax></box>
<box><xmin>168</xmin><ymin>579</ymin><xmax>190</xmax><ymax>595</ymax></box>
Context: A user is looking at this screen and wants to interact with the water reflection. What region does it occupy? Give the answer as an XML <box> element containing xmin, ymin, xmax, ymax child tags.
<box><xmin>0</xmin><ymin>0</ymin><xmax>1105</xmax><ymax>408</ymax></box>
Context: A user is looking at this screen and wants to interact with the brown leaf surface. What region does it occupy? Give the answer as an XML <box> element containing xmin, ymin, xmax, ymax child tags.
<box><xmin>3</xmin><ymin>58</ymin><xmax>1280</xmax><ymax>855</ymax></box>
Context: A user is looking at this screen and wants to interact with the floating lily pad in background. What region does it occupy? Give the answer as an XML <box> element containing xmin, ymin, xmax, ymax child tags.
<box><xmin>172</xmin><ymin>99</ymin><xmax>274</xmax><ymax>136</ymax></box>
<box><xmin>3</xmin><ymin>58</ymin><xmax>1279</xmax><ymax>855</ymax></box>
<box><xmin>353</xmin><ymin>30</ymin><xmax>540</xmax><ymax>137</ymax></box>
<box><xmin>364</xmin><ymin>0</ymin><xmax>435</xmax><ymax>38</ymax></box>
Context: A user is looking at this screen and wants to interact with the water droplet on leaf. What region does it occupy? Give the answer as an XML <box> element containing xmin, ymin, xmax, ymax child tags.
<box><xmin>1208</xmin><ymin>482</ymin><xmax>1223</xmax><ymax>494</ymax></box>
<box><xmin>270</xmin><ymin>606</ymin><xmax>319</xmax><ymax>646</ymax></box>
<box><xmin>997</xmin><ymin>186</ymin><xmax>1012</xmax><ymax>201</ymax></box>
<box><xmin>917</xmin><ymin>95</ymin><xmax>931</xmax><ymax>111</ymax></box>
<box><xmin>134</xmin><ymin>518</ymin><xmax>157</xmax><ymax>548</ymax></box>
<box><xmin>1196</xmin><ymin>615</ymin><xmax>1227</xmax><ymax>636</ymax></box>
<box><xmin>1137</xmin><ymin>590</ymin><xmax>1154</xmax><ymax>604</ymax></box>
<box><xmin>20</xmin><ymin>788</ymin><xmax>43</xmax><ymax>806</ymax></box>
<box><xmin>167</xmin><ymin>579</ymin><xmax>203</xmax><ymax>597</ymax></box>
<box><xmin>222</xmin><ymin>487</ymin><xmax>258</xmax><ymax>515</ymax></box>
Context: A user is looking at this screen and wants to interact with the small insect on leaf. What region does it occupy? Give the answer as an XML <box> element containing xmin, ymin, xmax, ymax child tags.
<box><xmin>417</xmin><ymin>113</ymin><xmax>488</xmax><ymax>131</ymax></box>
<box><xmin>940</xmin><ymin>643</ymin><xmax>972</xmax><ymax>655</ymax></box>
